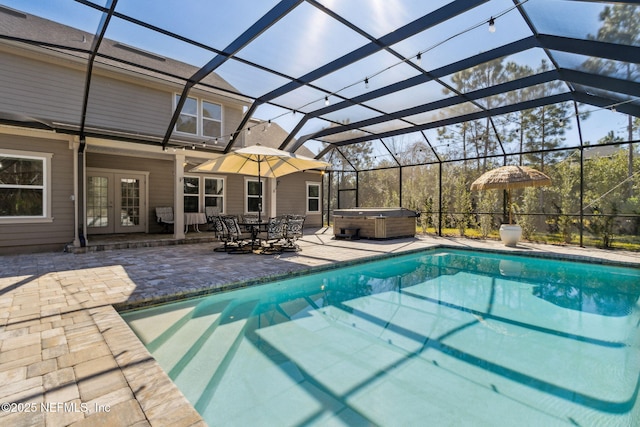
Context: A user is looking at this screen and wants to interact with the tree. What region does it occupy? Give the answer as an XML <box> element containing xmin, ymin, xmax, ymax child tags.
<box><xmin>477</xmin><ymin>191</ymin><xmax>497</xmax><ymax>238</ymax></box>
<box><xmin>321</xmin><ymin>119</ymin><xmax>375</xmax><ymax>210</ymax></box>
<box><xmin>515</xmin><ymin>187</ymin><xmax>540</xmax><ymax>241</ymax></box>
<box><xmin>584</xmin><ymin>4</ymin><xmax>640</xmax><ymax>196</ymax></box>
<box><xmin>521</xmin><ymin>61</ymin><xmax>571</xmax><ymax>171</ymax></box>
<box><xmin>547</xmin><ymin>157</ymin><xmax>580</xmax><ymax>243</ymax></box>
<box><xmin>439</xmin><ymin>58</ymin><xmax>510</xmax><ymax>172</ymax></box>
<box><xmin>452</xmin><ymin>174</ymin><xmax>474</xmax><ymax>236</ymax></box>
<box><xmin>583</xmin><ymin>148</ymin><xmax>630</xmax><ymax>247</ymax></box>
<box><xmin>501</xmin><ymin>62</ymin><xmax>534</xmax><ymax>166</ymax></box>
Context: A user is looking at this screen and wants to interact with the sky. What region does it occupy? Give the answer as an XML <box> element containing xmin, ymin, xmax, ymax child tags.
<box><xmin>1</xmin><ymin>0</ymin><xmax>636</xmax><ymax>154</ymax></box>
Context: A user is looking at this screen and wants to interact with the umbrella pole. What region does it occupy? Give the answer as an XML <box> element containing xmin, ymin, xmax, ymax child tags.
<box><xmin>258</xmin><ymin>158</ymin><xmax>262</xmax><ymax>223</ymax></box>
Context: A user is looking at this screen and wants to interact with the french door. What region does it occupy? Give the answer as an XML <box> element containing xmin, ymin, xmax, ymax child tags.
<box><xmin>86</xmin><ymin>169</ymin><xmax>147</xmax><ymax>234</ymax></box>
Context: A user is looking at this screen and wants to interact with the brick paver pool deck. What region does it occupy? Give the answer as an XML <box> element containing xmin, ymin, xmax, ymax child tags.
<box><xmin>1</xmin><ymin>229</ymin><xmax>638</xmax><ymax>426</ymax></box>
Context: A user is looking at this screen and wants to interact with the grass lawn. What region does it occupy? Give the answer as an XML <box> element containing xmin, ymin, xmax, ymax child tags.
<box><xmin>418</xmin><ymin>227</ymin><xmax>640</xmax><ymax>251</ymax></box>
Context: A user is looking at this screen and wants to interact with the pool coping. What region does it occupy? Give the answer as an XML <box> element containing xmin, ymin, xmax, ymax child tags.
<box><xmin>115</xmin><ymin>243</ymin><xmax>639</xmax><ymax>313</ymax></box>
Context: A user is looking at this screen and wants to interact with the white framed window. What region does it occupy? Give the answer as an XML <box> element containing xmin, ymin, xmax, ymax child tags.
<box><xmin>175</xmin><ymin>96</ymin><xmax>198</xmax><ymax>135</ymax></box>
<box><xmin>306</xmin><ymin>181</ymin><xmax>321</xmax><ymax>213</ymax></box>
<box><xmin>174</xmin><ymin>95</ymin><xmax>222</xmax><ymax>138</ymax></box>
<box><xmin>204</xmin><ymin>177</ymin><xmax>224</xmax><ymax>213</ymax></box>
<box><xmin>202</xmin><ymin>101</ymin><xmax>222</xmax><ymax>138</ymax></box>
<box><xmin>183</xmin><ymin>176</ymin><xmax>200</xmax><ymax>213</ymax></box>
<box><xmin>0</xmin><ymin>149</ymin><xmax>52</xmax><ymax>222</ymax></box>
<box><xmin>245</xmin><ymin>178</ymin><xmax>263</xmax><ymax>214</ymax></box>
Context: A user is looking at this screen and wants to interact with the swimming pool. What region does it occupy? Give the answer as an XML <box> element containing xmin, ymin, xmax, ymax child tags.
<box><xmin>122</xmin><ymin>248</ymin><xmax>640</xmax><ymax>426</ymax></box>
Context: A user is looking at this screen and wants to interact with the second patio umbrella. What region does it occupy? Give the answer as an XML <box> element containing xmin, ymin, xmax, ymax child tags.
<box><xmin>470</xmin><ymin>165</ymin><xmax>551</xmax><ymax>224</ymax></box>
<box><xmin>191</xmin><ymin>144</ymin><xmax>330</xmax><ymax>221</ymax></box>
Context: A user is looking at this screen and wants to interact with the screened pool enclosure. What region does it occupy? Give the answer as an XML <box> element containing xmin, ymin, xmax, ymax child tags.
<box><xmin>1</xmin><ymin>0</ymin><xmax>639</xmax><ymax>248</ymax></box>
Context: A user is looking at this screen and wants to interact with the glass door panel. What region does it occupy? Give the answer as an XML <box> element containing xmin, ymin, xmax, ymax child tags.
<box><xmin>87</xmin><ymin>169</ymin><xmax>147</xmax><ymax>235</ymax></box>
<box><xmin>115</xmin><ymin>175</ymin><xmax>145</xmax><ymax>233</ymax></box>
<box><xmin>87</xmin><ymin>173</ymin><xmax>113</xmax><ymax>234</ymax></box>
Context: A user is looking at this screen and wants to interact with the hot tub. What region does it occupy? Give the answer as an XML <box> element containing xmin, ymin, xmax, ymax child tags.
<box><xmin>333</xmin><ymin>208</ymin><xmax>419</xmax><ymax>239</ymax></box>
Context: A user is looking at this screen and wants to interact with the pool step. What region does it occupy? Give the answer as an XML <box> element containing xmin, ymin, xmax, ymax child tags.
<box><xmin>171</xmin><ymin>299</ymin><xmax>262</xmax><ymax>405</ymax></box>
<box><xmin>126</xmin><ymin>304</ymin><xmax>197</xmax><ymax>348</ymax></box>
<box><xmin>149</xmin><ymin>299</ymin><xmax>232</xmax><ymax>372</ymax></box>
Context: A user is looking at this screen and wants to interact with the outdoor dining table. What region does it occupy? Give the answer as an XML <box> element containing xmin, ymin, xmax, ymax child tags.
<box><xmin>184</xmin><ymin>212</ymin><xmax>207</xmax><ymax>233</ymax></box>
<box><xmin>237</xmin><ymin>221</ymin><xmax>270</xmax><ymax>251</ymax></box>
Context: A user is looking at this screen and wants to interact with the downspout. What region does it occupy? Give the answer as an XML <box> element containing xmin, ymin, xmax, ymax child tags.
<box><xmin>76</xmin><ymin>0</ymin><xmax>118</xmax><ymax>247</ymax></box>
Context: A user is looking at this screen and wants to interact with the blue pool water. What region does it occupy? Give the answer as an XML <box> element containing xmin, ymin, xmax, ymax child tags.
<box><xmin>122</xmin><ymin>249</ymin><xmax>640</xmax><ymax>426</ymax></box>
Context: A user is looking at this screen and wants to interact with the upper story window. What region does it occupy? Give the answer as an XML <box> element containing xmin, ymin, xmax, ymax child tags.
<box><xmin>202</xmin><ymin>101</ymin><xmax>222</xmax><ymax>138</ymax></box>
<box><xmin>175</xmin><ymin>96</ymin><xmax>222</xmax><ymax>138</ymax></box>
<box><xmin>0</xmin><ymin>149</ymin><xmax>52</xmax><ymax>221</ymax></box>
<box><xmin>176</xmin><ymin>96</ymin><xmax>197</xmax><ymax>134</ymax></box>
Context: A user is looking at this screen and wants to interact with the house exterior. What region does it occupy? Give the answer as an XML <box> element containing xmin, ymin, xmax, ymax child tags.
<box><xmin>0</xmin><ymin>7</ymin><xmax>324</xmax><ymax>254</ymax></box>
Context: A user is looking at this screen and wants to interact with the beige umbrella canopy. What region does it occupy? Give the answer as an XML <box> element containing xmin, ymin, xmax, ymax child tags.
<box><xmin>191</xmin><ymin>145</ymin><xmax>330</xmax><ymax>178</ymax></box>
<box><xmin>191</xmin><ymin>144</ymin><xmax>330</xmax><ymax>221</ymax></box>
<box><xmin>470</xmin><ymin>165</ymin><xmax>551</xmax><ymax>224</ymax></box>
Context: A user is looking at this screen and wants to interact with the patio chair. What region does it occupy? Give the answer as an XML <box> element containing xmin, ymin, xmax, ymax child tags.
<box><xmin>155</xmin><ymin>207</ymin><xmax>174</xmax><ymax>233</ymax></box>
<box><xmin>239</xmin><ymin>213</ymin><xmax>259</xmax><ymax>232</ymax></box>
<box><xmin>210</xmin><ymin>216</ymin><xmax>231</xmax><ymax>252</ymax></box>
<box><xmin>204</xmin><ymin>206</ymin><xmax>220</xmax><ymax>231</ymax></box>
<box><xmin>220</xmin><ymin>215</ymin><xmax>252</xmax><ymax>253</ymax></box>
<box><xmin>282</xmin><ymin>215</ymin><xmax>305</xmax><ymax>251</ymax></box>
<box><xmin>257</xmin><ymin>215</ymin><xmax>286</xmax><ymax>254</ymax></box>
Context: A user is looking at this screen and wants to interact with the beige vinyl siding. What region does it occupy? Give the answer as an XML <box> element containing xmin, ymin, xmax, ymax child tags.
<box><xmin>223</xmin><ymin>107</ymin><xmax>244</xmax><ymax>146</ymax></box>
<box><xmin>0</xmin><ymin>51</ymin><xmax>84</xmax><ymax>123</ymax></box>
<box><xmin>0</xmin><ymin>134</ymin><xmax>74</xmax><ymax>254</ymax></box>
<box><xmin>222</xmin><ymin>174</ymin><xmax>268</xmax><ymax>216</ymax></box>
<box><xmin>86</xmin><ymin>153</ymin><xmax>174</xmax><ymax>233</ymax></box>
<box><xmin>0</xmin><ymin>49</ymin><xmax>243</xmax><ymax>143</ymax></box>
<box><xmin>276</xmin><ymin>172</ymin><xmax>322</xmax><ymax>227</ymax></box>
<box><xmin>85</xmin><ymin>75</ymin><xmax>171</xmax><ymax>136</ymax></box>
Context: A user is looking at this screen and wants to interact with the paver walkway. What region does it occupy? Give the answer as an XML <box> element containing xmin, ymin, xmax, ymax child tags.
<box><xmin>0</xmin><ymin>230</ymin><xmax>637</xmax><ymax>426</ymax></box>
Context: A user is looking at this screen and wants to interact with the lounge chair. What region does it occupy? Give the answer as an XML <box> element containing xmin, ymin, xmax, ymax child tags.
<box><xmin>155</xmin><ymin>207</ymin><xmax>174</xmax><ymax>233</ymax></box>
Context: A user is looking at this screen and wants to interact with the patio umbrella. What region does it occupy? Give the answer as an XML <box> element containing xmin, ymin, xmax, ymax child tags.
<box><xmin>470</xmin><ymin>165</ymin><xmax>551</xmax><ymax>224</ymax></box>
<box><xmin>191</xmin><ymin>144</ymin><xmax>330</xmax><ymax>221</ymax></box>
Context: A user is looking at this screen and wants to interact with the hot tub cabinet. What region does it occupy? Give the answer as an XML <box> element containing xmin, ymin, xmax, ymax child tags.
<box><xmin>333</xmin><ymin>208</ymin><xmax>419</xmax><ymax>239</ymax></box>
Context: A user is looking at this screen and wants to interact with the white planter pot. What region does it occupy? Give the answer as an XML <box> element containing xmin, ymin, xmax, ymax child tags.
<box><xmin>499</xmin><ymin>224</ymin><xmax>522</xmax><ymax>247</ymax></box>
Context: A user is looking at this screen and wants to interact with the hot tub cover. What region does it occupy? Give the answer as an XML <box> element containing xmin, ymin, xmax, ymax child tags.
<box><xmin>333</xmin><ymin>208</ymin><xmax>419</xmax><ymax>218</ymax></box>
